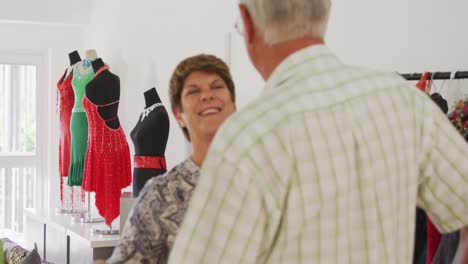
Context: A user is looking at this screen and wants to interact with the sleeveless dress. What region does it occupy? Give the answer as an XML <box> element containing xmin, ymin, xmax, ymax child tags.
<box><xmin>130</xmin><ymin>102</ymin><xmax>169</xmax><ymax>197</ymax></box>
<box><xmin>57</xmin><ymin>68</ymin><xmax>74</xmax><ymax>202</ymax></box>
<box><xmin>68</xmin><ymin>60</ymin><xmax>95</xmax><ymax>186</ymax></box>
<box><xmin>81</xmin><ymin>66</ymin><xmax>132</xmax><ymax>226</ymax></box>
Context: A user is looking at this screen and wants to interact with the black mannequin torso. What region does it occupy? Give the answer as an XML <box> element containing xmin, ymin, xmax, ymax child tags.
<box><xmin>69</xmin><ymin>50</ymin><xmax>81</xmax><ymax>65</ymax></box>
<box><xmin>85</xmin><ymin>58</ymin><xmax>120</xmax><ymax>129</ymax></box>
<box><xmin>59</xmin><ymin>50</ymin><xmax>82</xmax><ymax>84</ymax></box>
<box><xmin>131</xmin><ymin>88</ymin><xmax>169</xmax><ymax>156</ymax></box>
<box><xmin>130</xmin><ymin>87</ymin><xmax>170</xmax><ymax>197</ymax></box>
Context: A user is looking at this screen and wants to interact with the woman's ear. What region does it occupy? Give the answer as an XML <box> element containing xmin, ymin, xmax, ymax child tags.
<box><xmin>173</xmin><ymin>107</ymin><xmax>186</xmax><ymax>128</ymax></box>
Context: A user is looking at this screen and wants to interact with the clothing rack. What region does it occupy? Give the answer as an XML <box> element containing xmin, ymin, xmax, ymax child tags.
<box><xmin>399</xmin><ymin>71</ymin><xmax>468</xmax><ymax>81</ymax></box>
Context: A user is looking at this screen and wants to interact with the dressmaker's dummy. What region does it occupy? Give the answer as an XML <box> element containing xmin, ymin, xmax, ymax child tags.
<box><xmin>57</xmin><ymin>50</ymin><xmax>81</xmax><ymax>204</ymax></box>
<box><xmin>69</xmin><ymin>51</ymin><xmax>81</xmax><ymax>67</ymax></box>
<box><xmin>68</xmin><ymin>49</ymin><xmax>97</xmax><ymax>186</ymax></box>
<box><xmin>81</xmin><ymin>58</ymin><xmax>131</xmax><ymax>226</ymax></box>
<box><xmin>130</xmin><ymin>87</ymin><xmax>169</xmax><ymax>197</ymax></box>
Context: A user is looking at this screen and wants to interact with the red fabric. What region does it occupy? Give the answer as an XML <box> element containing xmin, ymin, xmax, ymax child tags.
<box><xmin>57</xmin><ymin>70</ymin><xmax>75</xmax><ymax>202</ymax></box>
<box><xmin>81</xmin><ymin>89</ymin><xmax>131</xmax><ymax>226</ymax></box>
<box><xmin>416</xmin><ymin>72</ymin><xmax>430</xmax><ymax>92</ymax></box>
<box><xmin>426</xmin><ymin>216</ymin><xmax>442</xmax><ymax>264</ymax></box>
<box><xmin>134</xmin><ymin>156</ymin><xmax>167</xmax><ymax>169</ymax></box>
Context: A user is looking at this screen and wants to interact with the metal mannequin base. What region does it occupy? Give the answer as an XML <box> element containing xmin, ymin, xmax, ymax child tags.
<box><xmin>55</xmin><ymin>207</ymin><xmax>87</xmax><ymax>214</ymax></box>
<box><xmin>93</xmin><ymin>226</ymin><xmax>119</xmax><ymax>235</ymax></box>
<box><xmin>72</xmin><ymin>213</ymin><xmax>104</xmax><ymax>223</ymax></box>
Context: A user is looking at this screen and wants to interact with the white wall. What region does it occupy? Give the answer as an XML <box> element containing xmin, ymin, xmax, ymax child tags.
<box><xmin>0</xmin><ymin>0</ymin><xmax>92</xmax><ymax>25</ymax></box>
<box><xmin>328</xmin><ymin>0</ymin><xmax>468</xmax><ymax>72</ymax></box>
<box><xmin>0</xmin><ymin>22</ymin><xmax>85</xmax><ymax>209</ymax></box>
<box><xmin>327</xmin><ymin>0</ymin><xmax>468</xmax><ymax>110</ymax></box>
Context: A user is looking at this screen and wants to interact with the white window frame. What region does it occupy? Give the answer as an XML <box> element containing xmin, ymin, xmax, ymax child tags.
<box><xmin>0</xmin><ymin>49</ymin><xmax>49</xmax><ymax>212</ymax></box>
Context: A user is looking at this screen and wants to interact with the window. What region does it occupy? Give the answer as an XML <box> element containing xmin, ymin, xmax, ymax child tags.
<box><xmin>0</xmin><ymin>51</ymin><xmax>47</xmax><ymax>237</ymax></box>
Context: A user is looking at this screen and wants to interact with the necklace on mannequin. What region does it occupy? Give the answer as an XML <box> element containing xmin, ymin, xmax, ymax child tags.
<box><xmin>140</xmin><ymin>103</ymin><xmax>163</xmax><ymax>122</ymax></box>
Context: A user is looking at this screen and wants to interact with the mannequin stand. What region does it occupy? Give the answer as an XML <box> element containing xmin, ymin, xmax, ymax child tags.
<box><xmin>56</xmin><ymin>179</ymin><xmax>86</xmax><ymax>214</ymax></box>
<box><xmin>73</xmin><ymin>192</ymin><xmax>104</xmax><ymax>223</ymax></box>
<box><xmin>93</xmin><ymin>225</ymin><xmax>119</xmax><ymax>235</ymax></box>
<box><xmin>56</xmin><ymin>207</ymin><xmax>86</xmax><ymax>214</ymax></box>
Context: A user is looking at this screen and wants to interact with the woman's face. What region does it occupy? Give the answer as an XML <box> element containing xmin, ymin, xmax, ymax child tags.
<box><xmin>174</xmin><ymin>71</ymin><xmax>236</xmax><ymax>142</ymax></box>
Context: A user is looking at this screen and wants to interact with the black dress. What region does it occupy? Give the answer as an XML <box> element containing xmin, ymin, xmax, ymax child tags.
<box><xmin>130</xmin><ymin>88</ymin><xmax>170</xmax><ymax>197</ymax></box>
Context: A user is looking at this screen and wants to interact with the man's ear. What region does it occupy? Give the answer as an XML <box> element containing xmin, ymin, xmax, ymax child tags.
<box><xmin>173</xmin><ymin>107</ymin><xmax>186</xmax><ymax>128</ymax></box>
<box><xmin>239</xmin><ymin>4</ymin><xmax>255</xmax><ymax>44</ymax></box>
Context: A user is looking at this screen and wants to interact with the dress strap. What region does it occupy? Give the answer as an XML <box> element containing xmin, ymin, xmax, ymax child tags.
<box><xmin>104</xmin><ymin>116</ymin><xmax>119</xmax><ymax>122</ymax></box>
<box><xmin>94</xmin><ymin>65</ymin><xmax>110</xmax><ymax>77</ymax></box>
<box><xmin>98</xmin><ymin>100</ymin><xmax>119</xmax><ymax>107</ymax></box>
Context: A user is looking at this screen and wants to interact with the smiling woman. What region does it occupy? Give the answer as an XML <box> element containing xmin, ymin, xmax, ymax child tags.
<box><xmin>169</xmin><ymin>54</ymin><xmax>236</xmax><ymax>141</ymax></box>
<box><xmin>103</xmin><ymin>54</ymin><xmax>237</xmax><ymax>264</ymax></box>
<box><xmin>175</xmin><ymin>70</ymin><xmax>236</xmax><ymax>164</ymax></box>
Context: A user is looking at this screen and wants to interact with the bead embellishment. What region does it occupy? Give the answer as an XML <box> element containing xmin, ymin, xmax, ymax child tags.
<box><xmin>134</xmin><ymin>156</ymin><xmax>167</xmax><ymax>170</ymax></box>
<box><xmin>141</xmin><ymin>103</ymin><xmax>164</xmax><ymax>122</ymax></box>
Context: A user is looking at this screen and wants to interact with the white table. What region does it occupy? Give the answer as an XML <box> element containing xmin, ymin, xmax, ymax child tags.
<box><xmin>24</xmin><ymin>208</ymin><xmax>119</xmax><ymax>264</ymax></box>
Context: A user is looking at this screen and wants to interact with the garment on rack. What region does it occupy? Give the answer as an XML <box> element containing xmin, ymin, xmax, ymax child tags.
<box><xmin>426</xmin><ymin>218</ymin><xmax>442</xmax><ymax>264</ymax></box>
<box><xmin>432</xmin><ymin>231</ymin><xmax>460</xmax><ymax>264</ymax></box>
<box><xmin>68</xmin><ymin>59</ymin><xmax>95</xmax><ymax>186</ymax></box>
<box><xmin>81</xmin><ymin>71</ymin><xmax>131</xmax><ymax>225</ymax></box>
<box><xmin>57</xmin><ymin>68</ymin><xmax>74</xmax><ymax>202</ymax></box>
<box><xmin>413</xmin><ymin>208</ymin><xmax>427</xmax><ymax>264</ymax></box>
<box><xmin>416</xmin><ymin>72</ymin><xmax>430</xmax><ymax>93</ymax></box>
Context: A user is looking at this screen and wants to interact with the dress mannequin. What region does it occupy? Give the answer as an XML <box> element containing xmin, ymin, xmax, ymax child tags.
<box><xmin>85</xmin><ymin>58</ymin><xmax>120</xmax><ymax>129</ymax></box>
<box><xmin>68</xmin><ymin>50</ymin><xmax>97</xmax><ymax>186</ymax></box>
<box><xmin>130</xmin><ymin>87</ymin><xmax>170</xmax><ymax>197</ymax></box>
<box><xmin>57</xmin><ymin>50</ymin><xmax>81</xmax><ymax>204</ymax></box>
<box><xmin>81</xmin><ymin>58</ymin><xmax>131</xmax><ymax>226</ymax></box>
<box><xmin>85</xmin><ymin>49</ymin><xmax>97</xmax><ymax>59</ymax></box>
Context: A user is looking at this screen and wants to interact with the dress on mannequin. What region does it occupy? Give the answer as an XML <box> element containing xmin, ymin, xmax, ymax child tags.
<box><xmin>57</xmin><ymin>50</ymin><xmax>81</xmax><ymax>202</ymax></box>
<box><xmin>82</xmin><ymin>58</ymin><xmax>131</xmax><ymax>226</ymax></box>
<box><xmin>68</xmin><ymin>50</ymin><xmax>97</xmax><ymax>186</ymax></box>
<box><xmin>130</xmin><ymin>87</ymin><xmax>169</xmax><ymax>197</ymax></box>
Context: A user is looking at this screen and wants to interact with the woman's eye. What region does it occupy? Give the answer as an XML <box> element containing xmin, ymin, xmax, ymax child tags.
<box><xmin>213</xmin><ymin>86</ymin><xmax>224</xmax><ymax>89</ymax></box>
<box><xmin>186</xmin><ymin>89</ymin><xmax>199</xmax><ymax>95</ymax></box>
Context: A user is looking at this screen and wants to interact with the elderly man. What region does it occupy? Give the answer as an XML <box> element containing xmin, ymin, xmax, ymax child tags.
<box><xmin>169</xmin><ymin>1</ymin><xmax>468</xmax><ymax>263</ymax></box>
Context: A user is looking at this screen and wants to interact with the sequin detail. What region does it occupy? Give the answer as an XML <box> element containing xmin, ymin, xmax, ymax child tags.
<box><xmin>134</xmin><ymin>156</ymin><xmax>167</xmax><ymax>169</ymax></box>
<box><xmin>140</xmin><ymin>103</ymin><xmax>164</xmax><ymax>122</ymax></box>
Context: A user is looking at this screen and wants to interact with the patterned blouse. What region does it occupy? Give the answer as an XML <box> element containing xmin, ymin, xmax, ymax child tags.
<box><xmin>107</xmin><ymin>159</ymin><xmax>200</xmax><ymax>264</ymax></box>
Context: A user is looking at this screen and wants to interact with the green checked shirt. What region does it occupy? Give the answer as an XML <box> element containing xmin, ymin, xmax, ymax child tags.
<box><xmin>169</xmin><ymin>45</ymin><xmax>468</xmax><ymax>264</ymax></box>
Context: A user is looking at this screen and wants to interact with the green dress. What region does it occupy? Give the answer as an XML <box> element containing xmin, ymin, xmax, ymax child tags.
<box><xmin>68</xmin><ymin>60</ymin><xmax>95</xmax><ymax>186</ymax></box>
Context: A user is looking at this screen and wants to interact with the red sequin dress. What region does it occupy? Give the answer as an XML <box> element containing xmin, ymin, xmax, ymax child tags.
<box><xmin>81</xmin><ymin>67</ymin><xmax>131</xmax><ymax>226</ymax></box>
<box><xmin>57</xmin><ymin>69</ymin><xmax>74</xmax><ymax>202</ymax></box>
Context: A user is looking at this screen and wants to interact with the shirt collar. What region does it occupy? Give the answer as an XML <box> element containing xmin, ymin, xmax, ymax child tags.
<box><xmin>265</xmin><ymin>44</ymin><xmax>343</xmax><ymax>91</ymax></box>
<box><xmin>185</xmin><ymin>158</ymin><xmax>201</xmax><ymax>172</ymax></box>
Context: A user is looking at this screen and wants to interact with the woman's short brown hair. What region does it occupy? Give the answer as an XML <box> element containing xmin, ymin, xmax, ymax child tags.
<box><xmin>169</xmin><ymin>54</ymin><xmax>236</xmax><ymax>141</ymax></box>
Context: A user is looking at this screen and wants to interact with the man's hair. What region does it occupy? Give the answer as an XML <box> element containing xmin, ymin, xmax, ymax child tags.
<box><xmin>239</xmin><ymin>0</ymin><xmax>332</xmax><ymax>45</ymax></box>
<box><xmin>169</xmin><ymin>54</ymin><xmax>236</xmax><ymax>141</ymax></box>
